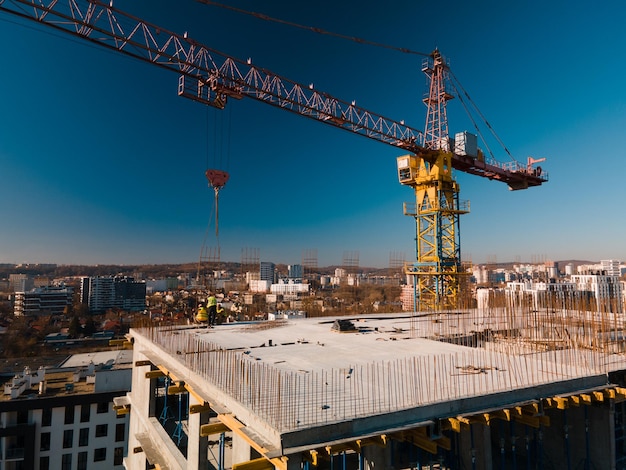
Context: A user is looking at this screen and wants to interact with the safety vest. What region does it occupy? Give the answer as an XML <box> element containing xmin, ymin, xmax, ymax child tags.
<box><xmin>196</xmin><ymin>307</ymin><xmax>208</xmax><ymax>322</ymax></box>
<box><xmin>207</xmin><ymin>296</ymin><xmax>217</xmax><ymax>307</ymax></box>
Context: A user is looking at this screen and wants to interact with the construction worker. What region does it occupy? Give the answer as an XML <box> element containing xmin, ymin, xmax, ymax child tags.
<box><xmin>207</xmin><ymin>293</ymin><xmax>218</xmax><ymax>327</ymax></box>
<box><xmin>216</xmin><ymin>303</ymin><xmax>225</xmax><ymax>324</ymax></box>
<box><xmin>195</xmin><ymin>303</ymin><xmax>208</xmax><ymax>325</ymax></box>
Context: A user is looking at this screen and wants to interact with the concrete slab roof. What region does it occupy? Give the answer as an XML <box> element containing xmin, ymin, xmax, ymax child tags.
<box><xmin>131</xmin><ymin>312</ymin><xmax>626</xmax><ymax>451</ymax></box>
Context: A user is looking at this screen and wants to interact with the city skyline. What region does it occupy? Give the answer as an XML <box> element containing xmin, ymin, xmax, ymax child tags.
<box><xmin>2</xmin><ymin>1</ymin><xmax>626</xmax><ymax>268</ymax></box>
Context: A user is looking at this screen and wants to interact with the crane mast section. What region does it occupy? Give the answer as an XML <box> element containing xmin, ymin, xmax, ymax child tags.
<box><xmin>0</xmin><ymin>0</ymin><xmax>547</xmax><ymax>190</ymax></box>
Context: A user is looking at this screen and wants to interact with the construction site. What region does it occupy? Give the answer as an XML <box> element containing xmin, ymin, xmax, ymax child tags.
<box><xmin>121</xmin><ymin>300</ymin><xmax>626</xmax><ymax>470</ymax></box>
<box><xmin>3</xmin><ymin>1</ymin><xmax>625</xmax><ymax>469</ymax></box>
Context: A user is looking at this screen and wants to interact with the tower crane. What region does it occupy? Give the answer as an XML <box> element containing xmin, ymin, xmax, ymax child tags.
<box><xmin>0</xmin><ymin>0</ymin><xmax>548</xmax><ymax>309</ymax></box>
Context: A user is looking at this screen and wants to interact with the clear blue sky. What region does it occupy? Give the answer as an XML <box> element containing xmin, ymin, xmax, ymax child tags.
<box><xmin>1</xmin><ymin>0</ymin><xmax>625</xmax><ymax>268</ymax></box>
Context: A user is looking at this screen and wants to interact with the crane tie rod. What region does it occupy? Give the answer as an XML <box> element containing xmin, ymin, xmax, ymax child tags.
<box><xmin>197</xmin><ymin>0</ymin><xmax>429</xmax><ymax>57</ymax></box>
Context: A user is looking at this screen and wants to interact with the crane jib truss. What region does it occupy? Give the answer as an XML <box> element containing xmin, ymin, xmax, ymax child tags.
<box><xmin>0</xmin><ymin>0</ymin><xmax>546</xmax><ymax>190</ymax></box>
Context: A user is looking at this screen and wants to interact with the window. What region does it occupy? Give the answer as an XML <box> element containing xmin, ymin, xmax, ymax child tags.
<box><xmin>61</xmin><ymin>453</ymin><xmax>72</xmax><ymax>470</ymax></box>
<box><xmin>16</xmin><ymin>409</ymin><xmax>28</xmax><ymax>424</ymax></box>
<box><xmin>79</xmin><ymin>428</ymin><xmax>89</xmax><ymax>447</ymax></box>
<box><xmin>41</xmin><ymin>407</ymin><xmax>52</xmax><ymax>427</ymax></box>
<box><xmin>80</xmin><ymin>403</ymin><xmax>90</xmax><ymax>422</ymax></box>
<box><xmin>96</xmin><ymin>402</ymin><xmax>108</xmax><ymax>414</ymax></box>
<box><xmin>63</xmin><ymin>429</ymin><xmax>73</xmax><ymax>448</ymax></box>
<box><xmin>115</xmin><ymin>423</ymin><xmax>125</xmax><ymax>442</ymax></box>
<box><xmin>40</xmin><ymin>432</ymin><xmax>51</xmax><ymax>451</ymax></box>
<box><xmin>114</xmin><ymin>447</ymin><xmax>124</xmax><ymax>465</ymax></box>
<box><xmin>39</xmin><ymin>456</ymin><xmax>50</xmax><ymax>470</ymax></box>
<box><xmin>95</xmin><ymin>423</ymin><xmax>108</xmax><ymax>437</ymax></box>
<box><xmin>94</xmin><ymin>447</ymin><xmax>107</xmax><ymax>462</ymax></box>
<box><xmin>77</xmin><ymin>451</ymin><xmax>88</xmax><ymax>470</ymax></box>
<box><xmin>64</xmin><ymin>405</ymin><xmax>75</xmax><ymax>424</ymax></box>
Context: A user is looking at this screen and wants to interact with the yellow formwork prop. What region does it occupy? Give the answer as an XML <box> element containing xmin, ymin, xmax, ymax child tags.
<box><xmin>232</xmin><ymin>457</ymin><xmax>275</xmax><ymax>470</ymax></box>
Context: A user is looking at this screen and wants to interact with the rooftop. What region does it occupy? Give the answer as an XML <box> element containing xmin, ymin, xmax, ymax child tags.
<box><xmin>132</xmin><ymin>309</ymin><xmax>626</xmax><ymax>452</ymax></box>
<box><xmin>1</xmin><ymin>349</ymin><xmax>133</xmax><ymax>402</ymax></box>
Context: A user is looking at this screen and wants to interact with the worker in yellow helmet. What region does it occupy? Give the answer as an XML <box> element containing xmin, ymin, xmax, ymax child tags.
<box><xmin>216</xmin><ymin>303</ymin><xmax>225</xmax><ymax>323</ymax></box>
<box><xmin>207</xmin><ymin>293</ymin><xmax>218</xmax><ymax>328</ymax></box>
<box><xmin>195</xmin><ymin>303</ymin><xmax>208</xmax><ymax>325</ymax></box>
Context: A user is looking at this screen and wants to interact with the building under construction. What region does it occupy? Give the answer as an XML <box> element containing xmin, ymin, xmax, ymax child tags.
<box><xmin>121</xmin><ymin>301</ymin><xmax>626</xmax><ymax>469</ymax></box>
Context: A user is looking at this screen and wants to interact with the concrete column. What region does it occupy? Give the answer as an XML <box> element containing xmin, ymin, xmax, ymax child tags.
<box><xmin>126</xmin><ymin>350</ymin><xmax>153</xmax><ymax>470</ymax></box>
<box><xmin>186</xmin><ymin>394</ymin><xmax>209</xmax><ymax>469</ymax></box>
<box><xmin>285</xmin><ymin>452</ymin><xmax>303</xmax><ymax>470</ymax></box>
<box><xmin>362</xmin><ymin>442</ymin><xmax>391</xmax><ymax>469</ymax></box>
<box><xmin>458</xmin><ymin>423</ymin><xmax>493</xmax><ymax>470</ymax></box>
<box><xmin>588</xmin><ymin>402</ymin><xmax>614</xmax><ymax>470</ymax></box>
<box><xmin>541</xmin><ymin>405</ymin><xmax>614</xmax><ymax>469</ymax></box>
<box><xmin>231</xmin><ymin>433</ymin><xmax>252</xmax><ymax>465</ymax></box>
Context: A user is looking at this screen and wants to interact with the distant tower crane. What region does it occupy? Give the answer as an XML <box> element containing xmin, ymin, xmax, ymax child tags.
<box><xmin>0</xmin><ymin>0</ymin><xmax>548</xmax><ymax>309</ymax></box>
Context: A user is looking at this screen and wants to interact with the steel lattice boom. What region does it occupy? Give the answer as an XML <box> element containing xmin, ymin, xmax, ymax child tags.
<box><xmin>0</xmin><ymin>0</ymin><xmax>547</xmax><ymax>190</ymax></box>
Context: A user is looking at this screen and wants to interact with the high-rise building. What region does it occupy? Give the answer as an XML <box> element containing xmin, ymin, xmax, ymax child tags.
<box><xmin>260</xmin><ymin>262</ymin><xmax>276</xmax><ymax>284</ymax></box>
<box><xmin>113</xmin><ymin>277</ymin><xmax>147</xmax><ymax>312</ymax></box>
<box><xmin>81</xmin><ymin>277</ymin><xmax>146</xmax><ymax>313</ymax></box>
<box><xmin>287</xmin><ymin>264</ymin><xmax>303</xmax><ymax>281</ymax></box>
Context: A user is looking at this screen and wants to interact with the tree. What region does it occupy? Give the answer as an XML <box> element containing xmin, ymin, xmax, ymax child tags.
<box><xmin>68</xmin><ymin>315</ymin><xmax>81</xmax><ymax>338</ymax></box>
<box><xmin>83</xmin><ymin>317</ymin><xmax>97</xmax><ymax>337</ymax></box>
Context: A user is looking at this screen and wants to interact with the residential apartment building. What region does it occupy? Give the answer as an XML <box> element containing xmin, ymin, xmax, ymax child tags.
<box><xmin>571</xmin><ymin>273</ymin><xmax>623</xmax><ymax>312</ymax></box>
<box><xmin>504</xmin><ymin>275</ymin><xmax>623</xmax><ymax>313</ymax></box>
<box><xmin>259</xmin><ymin>262</ymin><xmax>276</xmax><ymax>284</ymax></box>
<box><xmin>13</xmin><ymin>285</ymin><xmax>74</xmax><ymax>317</ymax></box>
<box><xmin>81</xmin><ymin>276</ymin><xmax>146</xmax><ymax>313</ymax></box>
<box><xmin>287</xmin><ymin>264</ymin><xmax>303</xmax><ymax>280</ymax></box>
<box><xmin>0</xmin><ymin>350</ymin><xmax>132</xmax><ymax>470</ymax></box>
<box><xmin>8</xmin><ymin>274</ymin><xmax>32</xmax><ymax>294</ymax></box>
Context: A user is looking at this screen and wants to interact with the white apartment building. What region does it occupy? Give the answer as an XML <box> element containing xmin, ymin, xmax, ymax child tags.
<box><xmin>505</xmin><ymin>281</ymin><xmax>578</xmax><ymax>310</ymax></box>
<box><xmin>571</xmin><ymin>274</ymin><xmax>623</xmax><ymax>313</ymax></box>
<box><xmin>13</xmin><ymin>285</ymin><xmax>74</xmax><ymax>316</ymax></box>
<box><xmin>505</xmin><ymin>276</ymin><xmax>623</xmax><ymax>313</ymax></box>
<box><xmin>0</xmin><ymin>350</ymin><xmax>132</xmax><ymax>470</ymax></box>
<box><xmin>270</xmin><ymin>281</ymin><xmax>310</xmax><ymax>295</ymax></box>
<box><xmin>602</xmin><ymin>259</ymin><xmax>622</xmax><ymax>277</ymax></box>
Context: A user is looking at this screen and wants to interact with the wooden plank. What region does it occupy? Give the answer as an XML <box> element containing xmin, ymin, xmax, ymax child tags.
<box><xmin>145</xmin><ymin>370</ymin><xmax>165</xmax><ymax>379</ymax></box>
<box><xmin>232</xmin><ymin>457</ymin><xmax>275</xmax><ymax>470</ymax></box>
<box><xmin>189</xmin><ymin>403</ymin><xmax>212</xmax><ymax>414</ymax></box>
<box><xmin>200</xmin><ymin>422</ymin><xmax>230</xmax><ymax>436</ymax></box>
<box><xmin>167</xmin><ymin>385</ymin><xmax>186</xmax><ymax>395</ymax></box>
<box><xmin>411</xmin><ymin>435</ymin><xmax>438</xmax><ymax>455</ymax></box>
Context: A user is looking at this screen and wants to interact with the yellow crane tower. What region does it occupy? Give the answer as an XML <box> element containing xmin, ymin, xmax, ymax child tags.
<box><xmin>397</xmin><ymin>50</ymin><xmax>469</xmax><ymax>310</ymax></box>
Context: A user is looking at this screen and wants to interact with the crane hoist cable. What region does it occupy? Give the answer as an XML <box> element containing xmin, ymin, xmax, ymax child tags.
<box><xmin>200</xmin><ymin>1</ymin><xmax>524</xmax><ymax>171</ymax></box>
<box><xmin>449</xmin><ymin>70</ymin><xmax>516</xmax><ymax>163</ymax></box>
<box><xmin>198</xmin><ymin>0</ymin><xmax>430</xmax><ymax>57</ymax></box>
<box><xmin>206</xmin><ymin>105</ymin><xmax>232</xmax><ymax>237</ymax></box>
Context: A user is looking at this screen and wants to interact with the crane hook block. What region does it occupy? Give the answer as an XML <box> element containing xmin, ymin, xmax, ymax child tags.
<box><xmin>205</xmin><ymin>169</ymin><xmax>230</xmax><ymax>191</ymax></box>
